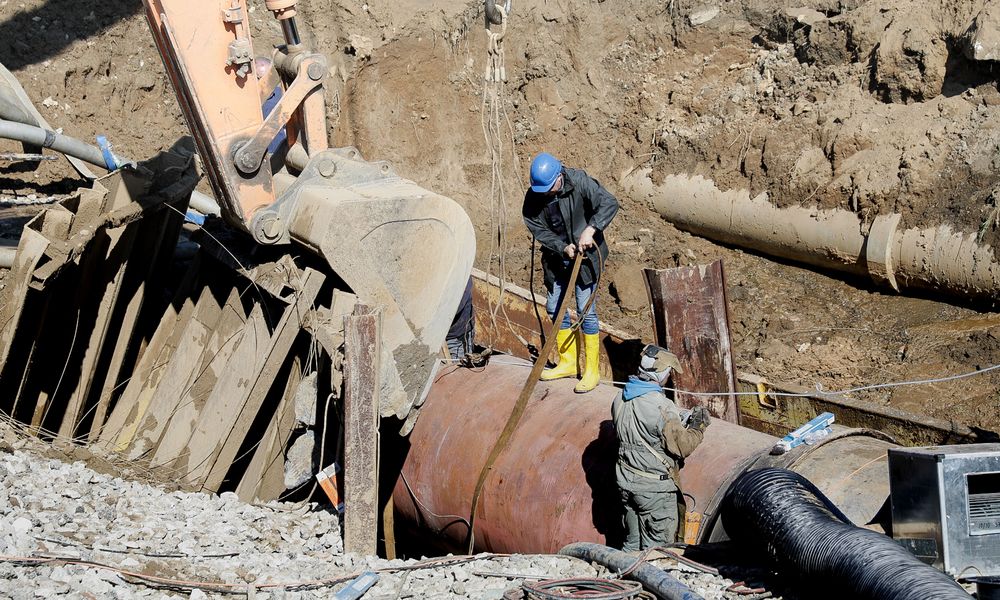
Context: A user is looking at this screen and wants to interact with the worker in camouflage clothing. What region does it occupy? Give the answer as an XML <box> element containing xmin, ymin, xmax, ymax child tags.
<box><xmin>611</xmin><ymin>345</ymin><xmax>711</xmax><ymax>551</ymax></box>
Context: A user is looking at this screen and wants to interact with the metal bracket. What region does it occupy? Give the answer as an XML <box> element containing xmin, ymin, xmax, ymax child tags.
<box><xmin>249</xmin><ymin>147</ymin><xmax>397</xmax><ymax>245</ymax></box>
<box><xmin>233</xmin><ymin>54</ymin><xmax>327</xmax><ymax>175</ymax></box>
<box><xmin>223</xmin><ymin>0</ymin><xmax>253</xmax><ymax>79</ymax></box>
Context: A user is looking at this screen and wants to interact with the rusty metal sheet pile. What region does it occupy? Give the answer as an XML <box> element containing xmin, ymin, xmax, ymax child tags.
<box><xmin>644</xmin><ymin>261</ymin><xmax>739</xmax><ymax>424</ymax></box>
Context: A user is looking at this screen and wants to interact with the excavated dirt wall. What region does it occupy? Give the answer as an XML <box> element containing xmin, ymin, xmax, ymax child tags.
<box><xmin>3</xmin><ymin>0</ymin><xmax>1000</xmax><ymax>431</ymax></box>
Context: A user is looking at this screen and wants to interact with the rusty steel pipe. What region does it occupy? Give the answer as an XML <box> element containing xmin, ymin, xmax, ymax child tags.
<box><xmin>393</xmin><ymin>360</ymin><xmax>773</xmax><ymax>553</ymax></box>
<box><xmin>395</xmin><ymin>360</ymin><xmax>898</xmax><ymax>554</ymax></box>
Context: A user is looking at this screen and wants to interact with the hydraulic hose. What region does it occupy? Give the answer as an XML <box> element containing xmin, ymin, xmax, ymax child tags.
<box><xmin>720</xmin><ymin>468</ymin><xmax>971</xmax><ymax>600</ymax></box>
<box><xmin>0</xmin><ymin>118</ymin><xmax>220</xmax><ymax>216</ymax></box>
<box><xmin>559</xmin><ymin>542</ymin><xmax>703</xmax><ymax>600</ymax></box>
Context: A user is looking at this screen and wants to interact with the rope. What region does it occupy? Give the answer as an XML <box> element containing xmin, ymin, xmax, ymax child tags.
<box><xmin>485</xmin><ymin>5</ymin><xmax>507</xmax><ymax>83</ymax></box>
<box><xmin>466</xmin><ymin>253</ymin><xmax>583</xmax><ymax>553</ymax></box>
<box><xmin>471</xmin><ymin>356</ymin><xmax>1000</xmax><ymax>399</ymax></box>
<box><xmin>480</xmin><ymin>2</ymin><xmax>530</xmax><ymax>352</ymax></box>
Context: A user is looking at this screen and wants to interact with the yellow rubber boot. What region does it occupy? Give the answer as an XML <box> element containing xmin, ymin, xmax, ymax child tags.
<box><xmin>540</xmin><ymin>328</ymin><xmax>579</xmax><ymax>381</ymax></box>
<box><xmin>575</xmin><ymin>332</ymin><xmax>601</xmax><ymax>393</ymax></box>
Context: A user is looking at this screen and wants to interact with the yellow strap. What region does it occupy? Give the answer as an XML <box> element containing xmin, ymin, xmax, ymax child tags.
<box><xmin>466</xmin><ymin>252</ymin><xmax>584</xmax><ymax>553</ymax></box>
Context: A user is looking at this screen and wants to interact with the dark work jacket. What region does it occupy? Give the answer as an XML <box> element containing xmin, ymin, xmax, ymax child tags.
<box><xmin>522</xmin><ymin>167</ymin><xmax>619</xmax><ymax>289</ymax></box>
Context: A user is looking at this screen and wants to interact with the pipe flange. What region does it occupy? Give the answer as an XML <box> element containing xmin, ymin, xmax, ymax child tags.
<box><xmin>866</xmin><ymin>213</ymin><xmax>902</xmax><ymax>292</ymax></box>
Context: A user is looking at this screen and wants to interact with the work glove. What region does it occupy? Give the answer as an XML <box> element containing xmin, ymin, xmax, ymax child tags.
<box><xmin>686</xmin><ymin>405</ymin><xmax>711</xmax><ymax>432</ymax></box>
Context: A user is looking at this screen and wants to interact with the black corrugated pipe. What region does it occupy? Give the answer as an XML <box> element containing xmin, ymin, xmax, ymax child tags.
<box><xmin>720</xmin><ymin>468</ymin><xmax>971</xmax><ymax>600</ymax></box>
<box><xmin>559</xmin><ymin>542</ymin><xmax>704</xmax><ymax>600</ymax></box>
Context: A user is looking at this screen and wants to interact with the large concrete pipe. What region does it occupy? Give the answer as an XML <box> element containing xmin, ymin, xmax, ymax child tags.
<box><xmin>394</xmin><ymin>359</ymin><xmax>896</xmax><ymax>554</ymax></box>
<box><xmin>622</xmin><ymin>169</ymin><xmax>1000</xmax><ymax>298</ymax></box>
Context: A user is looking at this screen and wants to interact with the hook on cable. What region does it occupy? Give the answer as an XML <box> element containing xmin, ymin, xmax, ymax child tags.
<box><xmin>485</xmin><ymin>0</ymin><xmax>513</xmax><ymax>25</ymax></box>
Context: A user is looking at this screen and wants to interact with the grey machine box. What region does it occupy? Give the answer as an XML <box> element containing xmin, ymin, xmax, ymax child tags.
<box><xmin>888</xmin><ymin>444</ymin><xmax>1000</xmax><ymax>578</ymax></box>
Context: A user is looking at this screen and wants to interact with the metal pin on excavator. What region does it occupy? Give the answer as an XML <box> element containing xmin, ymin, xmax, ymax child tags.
<box><xmin>144</xmin><ymin>0</ymin><xmax>475</xmax><ymax>425</ymax></box>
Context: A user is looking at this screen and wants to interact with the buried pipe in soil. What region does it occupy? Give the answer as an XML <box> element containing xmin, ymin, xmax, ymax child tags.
<box><xmin>621</xmin><ymin>169</ymin><xmax>1000</xmax><ymax>299</ymax></box>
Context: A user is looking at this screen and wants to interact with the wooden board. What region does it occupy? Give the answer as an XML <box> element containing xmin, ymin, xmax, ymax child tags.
<box><xmin>59</xmin><ymin>222</ymin><xmax>139</xmax><ymax>438</ymax></box>
<box><xmin>234</xmin><ymin>357</ymin><xmax>302</xmax><ymax>502</ymax></box>
<box><xmin>88</xmin><ymin>201</ymin><xmax>188</xmax><ymax>441</ymax></box>
<box><xmin>145</xmin><ymin>287</ymin><xmax>254</xmax><ymax>469</ymax></box>
<box><xmin>124</xmin><ymin>283</ymin><xmax>232</xmax><ymax>460</ymax></box>
<box><xmin>200</xmin><ymin>269</ymin><xmax>324</xmax><ymax>492</ymax></box>
<box><xmin>342</xmin><ymin>304</ymin><xmax>381</xmax><ymax>556</ymax></box>
<box><xmin>643</xmin><ymin>261</ymin><xmax>739</xmax><ymax>423</ymax></box>
<box><xmin>0</xmin><ymin>229</ymin><xmax>52</xmax><ymax>417</ymax></box>
<box><xmin>0</xmin><ymin>228</ymin><xmax>50</xmax><ymax>371</ymax></box>
<box><xmin>97</xmin><ymin>259</ymin><xmax>202</xmax><ymax>451</ymax></box>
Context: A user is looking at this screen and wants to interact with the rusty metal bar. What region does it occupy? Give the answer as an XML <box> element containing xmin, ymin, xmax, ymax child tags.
<box><xmin>343</xmin><ymin>304</ymin><xmax>381</xmax><ymax>556</ymax></box>
<box><xmin>737</xmin><ymin>372</ymin><xmax>981</xmax><ymax>445</ymax></box>
<box><xmin>643</xmin><ymin>262</ymin><xmax>739</xmax><ymax>423</ymax></box>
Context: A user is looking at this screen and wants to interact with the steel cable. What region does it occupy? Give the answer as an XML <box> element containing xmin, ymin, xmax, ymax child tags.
<box><xmin>720</xmin><ymin>468</ymin><xmax>971</xmax><ymax>600</ymax></box>
<box><xmin>559</xmin><ymin>543</ymin><xmax>703</xmax><ymax>600</ymax></box>
<box><xmin>522</xmin><ymin>577</ymin><xmax>643</xmax><ymax>599</ymax></box>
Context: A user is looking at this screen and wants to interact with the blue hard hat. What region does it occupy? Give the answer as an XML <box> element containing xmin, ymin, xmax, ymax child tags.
<box><xmin>529</xmin><ymin>152</ymin><xmax>562</xmax><ymax>193</ymax></box>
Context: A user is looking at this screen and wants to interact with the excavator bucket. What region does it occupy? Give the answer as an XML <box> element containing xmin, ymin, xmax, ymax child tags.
<box><xmin>139</xmin><ymin>0</ymin><xmax>476</xmax><ymax>426</ymax></box>
<box><xmin>284</xmin><ymin>148</ymin><xmax>475</xmax><ymax>427</ymax></box>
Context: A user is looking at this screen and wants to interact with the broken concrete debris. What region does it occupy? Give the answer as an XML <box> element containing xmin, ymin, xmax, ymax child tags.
<box><xmin>688</xmin><ymin>6</ymin><xmax>720</xmax><ymax>27</ymax></box>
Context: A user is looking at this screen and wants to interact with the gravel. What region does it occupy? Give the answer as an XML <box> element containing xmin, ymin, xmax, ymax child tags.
<box><xmin>0</xmin><ymin>435</ymin><xmax>776</xmax><ymax>599</ymax></box>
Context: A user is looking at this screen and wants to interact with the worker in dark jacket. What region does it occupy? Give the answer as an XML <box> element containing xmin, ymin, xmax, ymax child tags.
<box><xmin>522</xmin><ymin>152</ymin><xmax>619</xmax><ymax>393</ymax></box>
<box><xmin>612</xmin><ymin>345</ymin><xmax>711</xmax><ymax>550</ymax></box>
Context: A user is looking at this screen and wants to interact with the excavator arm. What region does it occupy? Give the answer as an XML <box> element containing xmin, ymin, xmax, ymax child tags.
<box><xmin>142</xmin><ymin>0</ymin><xmax>475</xmax><ymax>423</ymax></box>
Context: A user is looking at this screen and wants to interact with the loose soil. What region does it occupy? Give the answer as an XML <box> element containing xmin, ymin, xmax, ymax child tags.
<box><xmin>3</xmin><ymin>0</ymin><xmax>1000</xmax><ymax>432</ymax></box>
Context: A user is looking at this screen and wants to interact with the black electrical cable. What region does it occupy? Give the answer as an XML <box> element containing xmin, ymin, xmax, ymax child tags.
<box><xmin>720</xmin><ymin>468</ymin><xmax>971</xmax><ymax>600</ymax></box>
